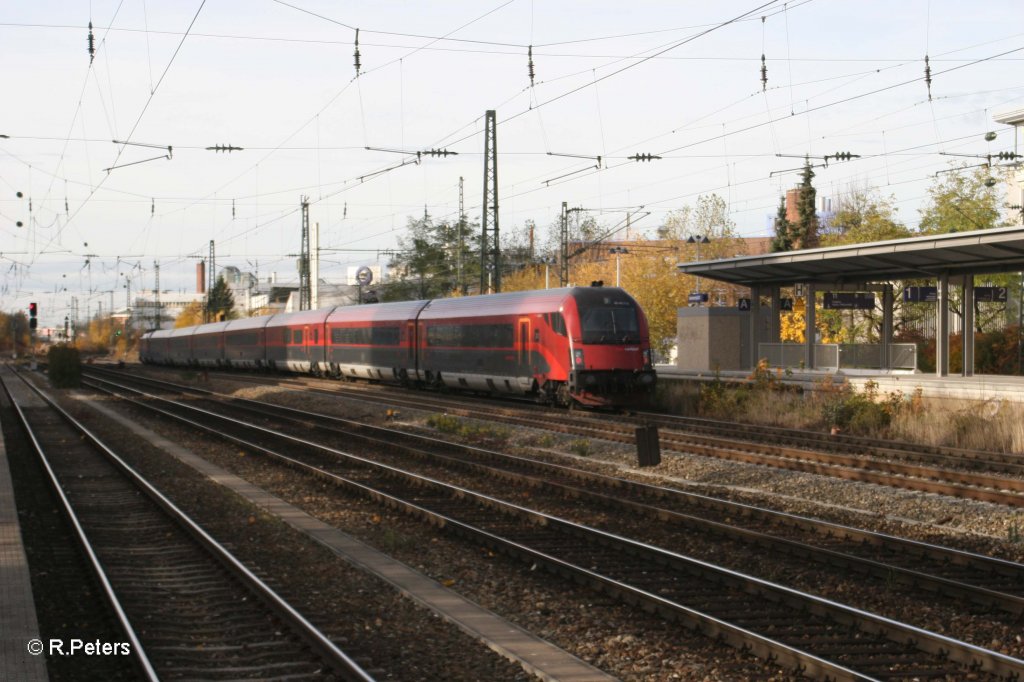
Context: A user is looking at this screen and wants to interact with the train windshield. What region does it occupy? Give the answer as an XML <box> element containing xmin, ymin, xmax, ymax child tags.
<box><xmin>579</xmin><ymin>304</ymin><xmax>641</xmax><ymax>344</ymax></box>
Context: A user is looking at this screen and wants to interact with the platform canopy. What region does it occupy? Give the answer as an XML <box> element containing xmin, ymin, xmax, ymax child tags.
<box><xmin>676</xmin><ymin>226</ymin><xmax>1024</xmax><ymax>287</ymax></box>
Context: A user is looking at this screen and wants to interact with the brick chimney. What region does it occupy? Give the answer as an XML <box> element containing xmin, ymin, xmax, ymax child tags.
<box><xmin>197</xmin><ymin>261</ymin><xmax>206</xmax><ymax>294</ymax></box>
<box><xmin>785</xmin><ymin>188</ymin><xmax>800</xmax><ymax>224</ymax></box>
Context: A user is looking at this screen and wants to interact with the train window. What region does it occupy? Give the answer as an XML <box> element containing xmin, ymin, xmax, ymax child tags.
<box><xmin>579</xmin><ymin>305</ymin><xmax>640</xmax><ymax>344</ymax></box>
<box><xmin>227</xmin><ymin>332</ymin><xmax>258</xmax><ymax>346</ymax></box>
<box><xmin>312</xmin><ymin>329</ymin><xmax>319</xmax><ymax>343</ymax></box>
<box><xmin>427</xmin><ymin>324</ymin><xmax>513</xmax><ymax>348</ymax></box>
<box><xmin>427</xmin><ymin>325</ymin><xmax>459</xmax><ymax>347</ymax></box>
<box><xmin>373</xmin><ymin>327</ymin><xmax>400</xmax><ymax>345</ymax></box>
<box><xmin>550</xmin><ymin>312</ymin><xmax>567</xmax><ymax>336</ymax></box>
<box><xmin>293</xmin><ymin>329</ymin><xmax>303</xmax><ymax>344</ymax></box>
<box><xmin>331</xmin><ymin>326</ymin><xmax>400</xmax><ymax>346</ymax></box>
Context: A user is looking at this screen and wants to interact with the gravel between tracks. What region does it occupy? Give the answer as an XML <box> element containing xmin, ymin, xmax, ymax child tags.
<box><xmin>78</xmin><ymin>368</ymin><xmax>1024</xmax><ymax>678</ymax></box>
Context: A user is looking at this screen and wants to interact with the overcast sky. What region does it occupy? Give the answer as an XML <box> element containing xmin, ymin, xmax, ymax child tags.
<box><xmin>2</xmin><ymin>0</ymin><xmax>1023</xmax><ymax>324</ymax></box>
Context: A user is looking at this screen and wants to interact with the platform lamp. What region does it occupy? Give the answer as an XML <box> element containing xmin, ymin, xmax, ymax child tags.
<box><xmin>609</xmin><ymin>246</ymin><xmax>629</xmax><ymax>287</ymax></box>
<box><xmin>537</xmin><ymin>256</ymin><xmax>557</xmax><ymax>289</ymax></box>
<box><xmin>686</xmin><ymin>235</ymin><xmax>711</xmax><ymax>302</ymax></box>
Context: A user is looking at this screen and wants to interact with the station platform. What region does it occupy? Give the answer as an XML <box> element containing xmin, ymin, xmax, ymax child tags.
<box><xmin>656</xmin><ymin>364</ymin><xmax>1024</xmax><ymax>404</ymax></box>
<box><xmin>0</xmin><ymin>411</ymin><xmax>48</xmax><ymax>680</ymax></box>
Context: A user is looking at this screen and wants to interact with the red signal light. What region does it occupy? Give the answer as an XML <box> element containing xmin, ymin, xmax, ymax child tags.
<box><xmin>29</xmin><ymin>302</ymin><xmax>37</xmax><ymax>317</ymax></box>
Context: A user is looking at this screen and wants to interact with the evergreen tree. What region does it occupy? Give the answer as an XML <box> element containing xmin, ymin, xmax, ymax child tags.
<box><xmin>796</xmin><ymin>158</ymin><xmax>820</xmax><ymax>248</ymax></box>
<box><xmin>770</xmin><ymin>196</ymin><xmax>795</xmax><ymax>252</ymax></box>
<box><xmin>386</xmin><ymin>212</ymin><xmax>481</xmax><ymax>300</ymax></box>
<box><xmin>206</xmin><ymin>276</ymin><xmax>236</xmax><ymax>321</ymax></box>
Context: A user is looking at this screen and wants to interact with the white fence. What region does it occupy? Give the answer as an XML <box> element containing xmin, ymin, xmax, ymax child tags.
<box><xmin>757</xmin><ymin>343</ymin><xmax>917</xmax><ymax>371</ymax></box>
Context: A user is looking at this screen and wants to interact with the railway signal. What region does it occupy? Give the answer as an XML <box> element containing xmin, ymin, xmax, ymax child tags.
<box><xmin>29</xmin><ymin>301</ymin><xmax>37</xmax><ymax>330</ymax></box>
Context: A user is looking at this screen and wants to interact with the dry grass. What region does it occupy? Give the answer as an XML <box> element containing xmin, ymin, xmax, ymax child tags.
<box><xmin>889</xmin><ymin>398</ymin><xmax>1024</xmax><ymax>454</ymax></box>
<box><xmin>673</xmin><ymin>372</ymin><xmax>1024</xmax><ymax>454</ymax></box>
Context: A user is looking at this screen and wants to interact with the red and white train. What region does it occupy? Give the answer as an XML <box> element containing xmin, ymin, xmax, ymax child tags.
<box><xmin>139</xmin><ymin>285</ymin><xmax>657</xmax><ymax>407</ymax></box>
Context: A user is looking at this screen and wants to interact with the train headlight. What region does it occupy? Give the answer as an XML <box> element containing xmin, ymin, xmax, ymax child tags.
<box><xmin>573</xmin><ymin>348</ymin><xmax>584</xmax><ymax>367</ymax></box>
<box><xmin>638</xmin><ymin>372</ymin><xmax>655</xmax><ymax>386</ymax></box>
<box><xmin>585</xmin><ymin>374</ymin><xmax>597</xmax><ymax>386</ymax></box>
<box><xmin>642</xmin><ymin>349</ymin><xmax>652</xmax><ymax>366</ymax></box>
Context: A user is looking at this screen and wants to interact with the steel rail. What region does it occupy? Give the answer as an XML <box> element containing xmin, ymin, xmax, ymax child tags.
<box><xmin>85</xmin><ymin>372</ymin><xmax>1024</xmax><ymax>681</ymax></box>
<box><xmin>10</xmin><ymin>369</ymin><xmax>374</xmax><ymax>682</ymax></box>
<box><xmin>84</xmin><ymin>370</ymin><xmax>1024</xmax><ymax>616</ymax></box>
<box><xmin>1</xmin><ymin>368</ymin><xmax>160</xmax><ymax>682</ymax></box>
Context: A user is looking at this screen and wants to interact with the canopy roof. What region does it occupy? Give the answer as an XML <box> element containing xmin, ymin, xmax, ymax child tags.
<box><xmin>676</xmin><ymin>226</ymin><xmax>1024</xmax><ymax>287</ymax></box>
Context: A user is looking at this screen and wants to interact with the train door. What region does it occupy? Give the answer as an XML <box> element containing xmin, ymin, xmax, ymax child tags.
<box><xmin>518</xmin><ymin>317</ymin><xmax>531</xmax><ymax>377</ymax></box>
<box><xmin>303</xmin><ymin>325</ymin><xmax>311</xmax><ymax>368</ymax></box>
<box><xmin>407</xmin><ymin>321</ymin><xmax>418</xmax><ymax>380</ymax></box>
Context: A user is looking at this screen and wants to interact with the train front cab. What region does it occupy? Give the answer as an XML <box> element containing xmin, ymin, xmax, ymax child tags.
<box><xmin>564</xmin><ymin>287</ymin><xmax>657</xmax><ymax>407</ymax></box>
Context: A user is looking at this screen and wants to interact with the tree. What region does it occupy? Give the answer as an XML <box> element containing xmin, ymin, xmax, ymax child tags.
<box><xmin>175</xmin><ymin>301</ymin><xmax>205</xmax><ymax>328</ymax></box>
<box><xmin>505</xmin><ymin>194</ymin><xmax>744</xmax><ymax>357</ymax></box>
<box><xmin>918</xmin><ymin>165</ymin><xmax>1008</xmax><ymax>234</ymax></box>
<box><xmin>820</xmin><ymin>187</ymin><xmax>910</xmax><ymax>247</ymax></box>
<box><xmin>386</xmin><ymin>212</ymin><xmax>481</xmax><ymax>300</ymax></box>
<box><xmin>918</xmin><ymin>165</ymin><xmax>1014</xmax><ymax>334</ymax></box>
<box><xmin>657</xmin><ymin>196</ymin><xmax>740</xmax><ymax>253</ymax></box>
<box><xmin>0</xmin><ymin>311</ymin><xmax>31</xmax><ymax>355</ymax></box>
<box><xmin>795</xmin><ymin>158</ymin><xmax>820</xmax><ymax>248</ymax></box>
<box><xmin>207</xmin><ymin>276</ymin><xmax>237</xmax><ymax>321</ymax></box>
<box><xmin>770</xmin><ymin>196</ymin><xmax>795</xmax><ymax>252</ymax></box>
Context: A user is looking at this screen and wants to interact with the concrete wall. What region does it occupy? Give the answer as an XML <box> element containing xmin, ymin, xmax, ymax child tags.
<box><xmin>676</xmin><ymin>308</ymin><xmax>747</xmax><ymax>372</ymax></box>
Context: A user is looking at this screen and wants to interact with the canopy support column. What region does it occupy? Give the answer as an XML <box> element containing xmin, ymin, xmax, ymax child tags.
<box><xmin>962</xmin><ymin>274</ymin><xmax>974</xmax><ymax>377</ymax></box>
<box><xmin>937</xmin><ymin>272</ymin><xmax>949</xmax><ymax>377</ymax></box>
<box><xmin>748</xmin><ymin>286</ymin><xmax>761</xmax><ymax>369</ymax></box>
<box><xmin>882</xmin><ymin>284</ymin><xmax>894</xmax><ymax>369</ymax></box>
<box><xmin>769</xmin><ymin>287</ymin><xmax>781</xmax><ymax>343</ymax></box>
<box><xmin>805</xmin><ymin>284</ymin><xmax>816</xmax><ymax>370</ymax></box>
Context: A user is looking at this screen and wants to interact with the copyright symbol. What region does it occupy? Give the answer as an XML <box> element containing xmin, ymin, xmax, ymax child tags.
<box><xmin>27</xmin><ymin>639</ymin><xmax>44</xmax><ymax>656</ymax></box>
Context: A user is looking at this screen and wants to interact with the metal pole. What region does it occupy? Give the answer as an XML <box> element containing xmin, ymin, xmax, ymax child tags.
<box><xmin>1018</xmin><ymin>270</ymin><xmax>1023</xmax><ymax>375</ymax></box>
<box><xmin>695</xmin><ymin>240</ymin><xmax>701</xmax><ymax>295</ymax></box>
<box><xmin>616</xmin><ymin>253</ymin><xmax>621</xmax><ymax>287</ymax></box>
<box><xmin>154</xmin><ymin>260</ymin><xmax>160</xmax><ymax>331</ymax></box>
<box><xmin>559</xmin><ymin>202</ymin><xmax>568</xmax><ymax>287</ymax></box>
<box><xmin>457</xmin><ymin>176</ymin><xmax>464</xmax><ymax>294</ymax></box>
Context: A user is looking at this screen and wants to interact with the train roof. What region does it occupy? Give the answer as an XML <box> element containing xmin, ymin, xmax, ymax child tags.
<box><xmin>263</xmin><ymin>307</ymin><xmax>336</xmax><ymax>328</ymax></box>
<box><xmin>417</xmin><ymin>287</ymin><xmax>628</xmax><ymax>320</ymax></box>
<box><xmin>326</xmin><ymin>299</ymin><xmax>430</xmax><ymax>324</ymax></box>
<box><xmin>224</xmin><ymin>315</ymin><xmax>275</xmax><ymax>332</ymax></box>
<box><xmin>144</xmin><ymin>325</ymin><xmax>208</xmax><ymax>339</ymax></box>
<box><xmin>192</xmin><ymin>321</ymin><xmax>232</xmax><ymax>335</ymax></box>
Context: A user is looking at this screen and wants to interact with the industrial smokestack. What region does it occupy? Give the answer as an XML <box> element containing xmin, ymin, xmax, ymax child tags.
<box><xmin>197</xmin><ymin>261</ymin><xmax>206</xmax><ymax>294</ymax></box>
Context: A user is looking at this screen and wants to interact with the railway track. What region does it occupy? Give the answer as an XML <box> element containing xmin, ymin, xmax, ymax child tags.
<box><xmin>163</xmin><ymin>367</ymin><xmax>1024</xmax><ymax>507</ymax></box>
<box><xmin>88</xmin><ymin>369</ymin><xmax>1024</xmax><ymax>615</ymax></box>
<box><xmin>84</xmin><ymin>367</ymin><xmax>1024</xmax><ymax>680</ymax></box>
<box><xmin>1</xmin><ymin>366</ymin><xmax>372</xmax><ymax>682</ymax></box>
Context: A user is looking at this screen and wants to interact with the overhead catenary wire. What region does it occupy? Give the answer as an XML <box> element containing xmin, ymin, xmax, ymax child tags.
<box><xmin>8</xmin><ymin>2</ymin><xmax>1022</xmax><ymax>304</ymax></box>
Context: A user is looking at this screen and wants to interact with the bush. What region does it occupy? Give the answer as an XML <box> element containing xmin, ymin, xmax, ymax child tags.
<box><xmin>425</xmin><ymin>413</ymin><xmax>510</xmax><ymax>443</ymax></box>
<box><xmin>47</xmin><ymin>344</ymin><xmax>82</xmax><ymax>388</ymax></box>
<box><xmin>568</xmin><ymin>439</ymin><xmax>592</xmax><ymax>457</ymax></box>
